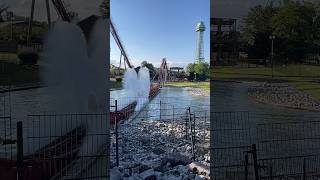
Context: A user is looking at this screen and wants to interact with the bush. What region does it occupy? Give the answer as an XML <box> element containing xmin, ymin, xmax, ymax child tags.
<box><xmin>188</xmin><ymin>72</ymin><xmax>195</xmax><ymax>81</ymax></box>
<box><xmin>18</xmin><ymin>48</ymin><xmax>38</xmax><ymax>65</ymax></box>
<box><xmin>194</xmin><ymin>61</ymin><xmax>210</xmax><ymax>81</ymax></box>
<box><xmin>116</xmin><ymin>77</ymin><xmax>122</xmax><ymax>82</ymax></box>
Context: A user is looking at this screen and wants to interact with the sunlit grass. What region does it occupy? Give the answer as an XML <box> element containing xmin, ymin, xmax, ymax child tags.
<box><xmin>213</xmin><ymin>64</ymin><xmax>320</xmax><ymax>100</ymax></box>
<box><xmin>0</xmin><ymin>52</ymin><xmax>17</xmax><ymax>62</ymax></box>
<box><xmin>164</xmin><ymin>81</ymin><xmax>210</xmax><ymax>90</ymax></box>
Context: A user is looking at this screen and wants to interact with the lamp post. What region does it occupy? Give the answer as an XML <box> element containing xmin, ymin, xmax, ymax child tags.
<box><xmin>269</xmin><ymin>35</ymin><xmax>275</xmax><ymax>78</ymax></box>
<box><xmin>7</xmin><ymin>11</ymin><xmax>14</xmax><ymax>41</ymax></box>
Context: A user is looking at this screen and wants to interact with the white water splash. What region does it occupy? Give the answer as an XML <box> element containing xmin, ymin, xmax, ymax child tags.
<box><xmin>25</xmin><ymin>19</ymin><xmax>108</xmax><ymax>157</ymax></box>
<box><xmin>111</xmin><ymin>67</ymin><xmax>151</xmax><ymax>111</ymax></box>
<box><xmin>136</xmin><ymin>67</ymin><xmax>150</xmax><ymax>111</ymax></box>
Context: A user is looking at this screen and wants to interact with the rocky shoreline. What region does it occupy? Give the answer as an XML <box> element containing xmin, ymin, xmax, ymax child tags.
<box><xmin>186</xmin><ymin>88</ymin><xmax>209</xmax><ymax>97</ymax></box>
<box><xmin>248</xmin><ymin>82</ymin><xmax>320</xmax><ymax>111</ymax></box>
<box><xmin>110</xmin><ymin>117</ymin><xmax>210</xmax><ymax>180</ymax></box>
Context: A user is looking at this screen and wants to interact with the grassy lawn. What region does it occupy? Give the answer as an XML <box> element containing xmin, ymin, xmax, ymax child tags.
<box><xmin>213</xmin><ymin>64</ymin><xmax>320</xmax><ymax>100</ymax></box>
<box><xmin>288</xmin><ymin>81</ymin><xmax>320</xmax><ymax>100</ymax></box>
<box><xmin>0</xmin><ymin>62</ymin><xmax>40</xmax><ymax>86</ymax></box>
<box><xmin>0</xmin><ymin>52</ymin><xmax>46</xmax><ymax>86</ymax></box>
<box><xmin>0</xmin><ymin>53</ymin><xmax>18</xmax><ymax>63</ymax></box>
<box><xmin>164</xmin><ymin>81</ymin><xmax>210</xmax><ymax>90</ymax></box>
<box><xmin>214</xmin><ymin>65</ymin><xmax>320</xmax><ymax>80</ymax></box>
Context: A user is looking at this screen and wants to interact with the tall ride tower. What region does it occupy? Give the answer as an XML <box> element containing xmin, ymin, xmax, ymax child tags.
<box><xmin>195</xmin><ymin>21</ymin><xmax>205</xmax><ymax>62</ymax></box>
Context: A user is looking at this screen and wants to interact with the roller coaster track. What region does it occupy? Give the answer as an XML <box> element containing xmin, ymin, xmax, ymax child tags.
<box><xmin>159</xmin><ymin>58</ymin><xmax>168</xmax><ymax>84</ymax></box>
<box><xmin>51</xmin><ymin>0</ymin><xmax>133</xmax><ymax>68</ymax></box>
<box><xmin>110</xmin><ymin>19</ymin><xmax>133</xmax><ymax>68</ymax></box>
<box><xmin>51</xmin><ymin>0</ymin><xmax>71</xmax><ymax>22</ymax></box>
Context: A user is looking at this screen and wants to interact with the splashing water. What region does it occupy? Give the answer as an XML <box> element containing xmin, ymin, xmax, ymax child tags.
<box><xmin>111</xmin><ymin>67</ymin><xmax>151</xmax><ymax>111</ymax></box>
<box><xmin>26</xmin><ymin>19</ymin><xmax>109</xmax><ymax>157</ymax></box>
<box><xmin>136</xmin><ymin>67</ymin><xmax>150</xmax><ymax>110</ymax></box>
<box><xmin>43</xmin><ymin>19</ymin><xmax>108</xmax><ymax>113</ymax></box>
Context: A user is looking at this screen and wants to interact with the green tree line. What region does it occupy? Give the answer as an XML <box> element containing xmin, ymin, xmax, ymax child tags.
<box><xmin>186</xmin><ymin>61</ymin><xmax>209</xmax><ymax>81</ymax></box>
<box><xmin>243</xmin><ymin>0</ymin><xmax>320</xmax><ymax>63</ymax></box>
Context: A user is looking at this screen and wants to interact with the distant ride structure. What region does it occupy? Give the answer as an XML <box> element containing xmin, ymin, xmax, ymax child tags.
<box><xmin>195</xmin><ymin>21</ymin><xmax>205</xmax><ymax>62</ymax></box>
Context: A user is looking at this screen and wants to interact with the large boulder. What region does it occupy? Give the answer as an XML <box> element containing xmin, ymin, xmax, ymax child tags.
<box><xmin>188</xmin><ymin>162</ymin><xmax>210</xmax><ymax>178</ymax></box>
<box><xmin>110</xmin><ymin>167</ymin><xmax>122</xmax><ymax>180</ymax></box>
<box><xmin>161</xmin><ymin>153</ymin><xmax>191</xmax><ymax>167</ymax></box>
<box><xmin>139</xmin><ymin>169</ymin><xmax>157</xmax><ymax>180</ymax></box>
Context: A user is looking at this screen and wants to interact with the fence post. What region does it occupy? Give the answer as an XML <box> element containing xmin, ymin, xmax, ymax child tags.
<box><xmin>252</xmin><ymin>144</ymin><xmax>259</xmax><ymax>180</ymax></box>
<box><xmin>303</xmin><ymin>158</ymin><xmax>306</xmax><ymax>180</ymax></box>
<box><xmin>193</xmin><ymin>113</ymin><xmax>196</xmax><ymax>161</ymax></box>
<box><xmin>172</xmin><ymin>105</ymin><xmax>174</xmax><ymax>122</ymax></box>
<box><xmin>204</xmin><ymin>111</ymin><xmax>207</xmax><ymax>142</ymax></box>
<box><xmin>186</xmin><ymin>107</ymin><xmax>190</xmax><ymax>140</ymax></box>
<box><xmin>245</xmin><ymin>153</ymin><xmax>248</xmax><ymax>180</ymax></box>
<box><xmin>269</xmin><ymin>166</ymin><xmax>272</xmax><ymax>180</ymax></box>
<box><xmin>188</xmin><ymin>109</ymin><xmax>195</xmax><ymax>161</ymax></box>
<box><xmin>159</xmin><ymin>100</ymin><xmax>162</xmax><ymax>120</ymax></box>
<box><xmin>17</xmin><ymin>121</ymin><xmax>23</xmax><ymax>180</ymax></box>
<box><xmin>115</xmin><ymin>100</ymin><xmax>119</xmax><ymax>167</ymax></box>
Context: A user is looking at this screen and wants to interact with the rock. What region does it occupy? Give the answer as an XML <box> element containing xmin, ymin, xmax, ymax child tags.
<box><xmin>131</xmin><ymin>165</ymin><xmax>140</xmax><ymax>175</ymax></box>
<box><xmin>175</xmin><ymin>165</ymin><xmax>188</xmax><ymax>175</ymax></box>
<box><xmin>140</xmin><ymin>169</ymin><xmax>156</xmax><ymax>180</ymax></box>
<box><xmin>248</xmin><ymin>83</ymin><xmax>320</xmax><ymax>111</ymax></box>
<box><xmin>195</xmin><ymin>174</ymin><xmax>205</xmax><ymax>180</ymax></box>
<box><xmin>164</xmin><ymin>175</ymin><xmax>183</xmax><ymax>180</ymax></box>
<box><xmin>185</xmin><ymin>174</ymin><xmax>196</xmax><ymax>180</ymax></box>
<box><xmin>110</xmin><ymin>167</ymin><xmax>122</xmax><ymax>180</ymax></box>
<box><xmin>152</xmin><ymin>147</ymin><xmax>166</xmax><ymax>155</ymax></box>
<box><xmin>140</xmin><ymin>137</ymin><xmax>150</xmax><ymax>145</ymax></box>
<box><xmin>123</xmin><ymin>177</ymin><xmax>138</xmax><ymax>180</ymax></box>
<box><xmin>139</xmin><ymin>164</ymin><xmax>151</xmax><ymax>173</ymax></box>
<box><xmin>154</xmin><ymin>163</ymin><xmax>169</xmax><ymax>173</ymax></box>
<box><xmin>124</xmin><ymin>174</ymin><xmax>142</xmax><ymax>180</ymax></box>
<box><xmin>204</xmin><ymin>154</ymin><xmax>210</xmax><ymax>163</ymax></box>
<box><xmin>123</xmin><ymin>168</ymin><xmax>130</xmax><ymax>177</ymax></box>
<box><xmin>110</xmin><ymin>117</ymin><xmax>209</xmax><ymax>179</ymax></box>
<box><xmin>188</xmin><ymin>162</ymin><xmax>210</xmax><ymax>178</ymax></box>
<box><xmin>161</xmin><ymin>153</ymin><xmax>192</xmax><ymax>167</ymax></box>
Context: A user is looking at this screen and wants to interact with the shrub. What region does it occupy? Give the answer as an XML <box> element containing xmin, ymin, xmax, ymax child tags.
<box><xmin>116</xmin><ymin>77</ymin><xmax>122</xmax><ymax>82</ymax></box>
<box><xmin>18</xmin><ymin>48</ymin><xmax>38</xmax><ymax>65</ymax></box>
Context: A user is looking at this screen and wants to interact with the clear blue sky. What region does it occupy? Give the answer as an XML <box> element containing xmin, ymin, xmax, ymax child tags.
<box><xmin>111</xmin><ymin>0</ymin><xmax>210</xmax><ymax>68</ymax></box>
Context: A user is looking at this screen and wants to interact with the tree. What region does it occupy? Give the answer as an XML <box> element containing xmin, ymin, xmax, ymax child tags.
<box><xmin>141</xmin><ymin>61</ymin><xmax>156</xmax><ymax>79</ymax></box>
<box><xmin>0</xmin><ymin>3</ymin><xmax>8</xmax><ymax>22</ymax></box>
<box><xmin>186</xmin><ymin>63</ymin><xmax>195</xmax><ymax>74</ymax></box>
<box><xmin>243</xmin><ymin>4</ymin><xmax>277</xmax><ymax>59</ymax></box>
<box><xmin>271</xmin><ymin>0</ymin><xmax>320</xmax><ymax>60</ymax></box>
<box><xmin>186</xmin><ymin>63</ymin><xmax>195</xmax><ymax>81</ymax></box>
<box><xmin>0</xmin><ymin>21</ymin><xmax>48</xmax><ymax>42</ymax></box>
<box><xmin>99</xmin><ymin>0</ymin><xmax>110</xmax><ymax>19</ymax></box>
<box><xmin>194</xmin><ymin>61</ymin><xmax>209</xmax><ymax>81</ymax></box>
<box><xmin>242</xmin><ymin>0</ymin><xmax>320</xmax><ymax>62</ymax></box>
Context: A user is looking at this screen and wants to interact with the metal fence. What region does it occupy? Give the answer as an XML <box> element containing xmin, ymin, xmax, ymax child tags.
<box><xmin>211</xmin><ymin>111</ymin><xmax>256</xmax><ymax>179</ymax></box>
<box><xmin>109</xmin><ymin>97</ymin><xmax>210</xmax><ymax>177</ymax></box>
<box><xmin>22</xmin><ymin>113</ymin><xmax>108</xmax><ymax>179</ymax></box>
<box><xmin>0</xmin><ymin>84</ymin><xmax>110</xmax><ymax>180</ymax></box>
<box><xmin>0</xmin><ymin>86</ymin><xmax>14</xmax><ymax>160</ymax></box>
<box><xmin>256</xmin><ymin>118</ymin><xmax>320</xmax><ymax>179</ymax></box>
<box><xmin>211</xmin><ymin>111</ymin><xmax>320</xmax><ymax>180</ymax></box>
<box><xmin>0</xmin><ymin>101</ymin><xmax>109</xmax><ymax>180</ymax></box>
